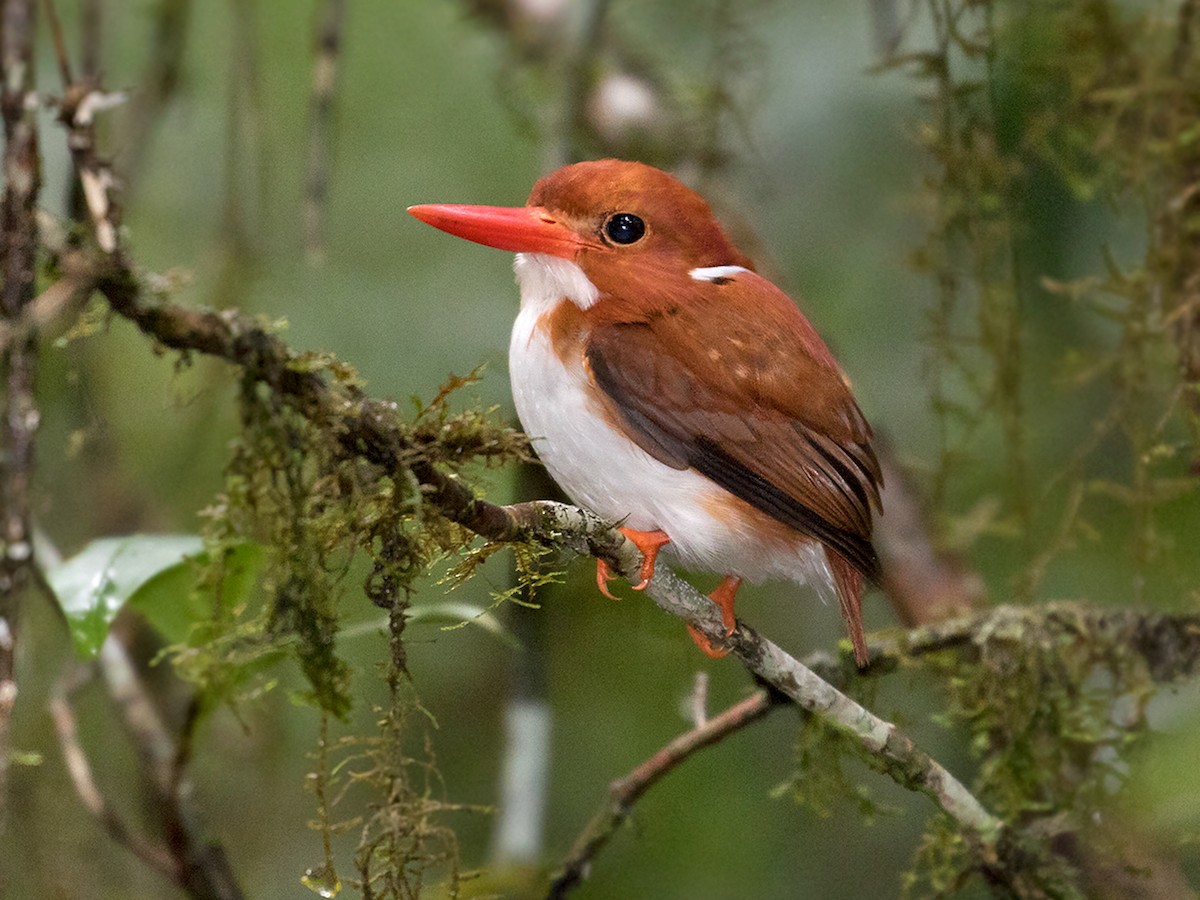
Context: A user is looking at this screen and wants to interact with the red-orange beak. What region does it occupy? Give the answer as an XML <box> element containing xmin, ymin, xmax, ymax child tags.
<box><xmin>407</xmin><ymin>204</ymin><xmax>590</xmax><ymax>259</ymax></box>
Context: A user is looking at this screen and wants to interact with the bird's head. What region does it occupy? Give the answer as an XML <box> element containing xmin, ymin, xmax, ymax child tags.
<box><xmin>408</xmin><ymin>159</ymin><xmax>753</xmax><ymax>313</ymax></box>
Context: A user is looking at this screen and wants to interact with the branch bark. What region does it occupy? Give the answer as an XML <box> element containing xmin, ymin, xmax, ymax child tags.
<box><xmin>69</xmin><ymin>255</ymin><xmax>1022</xmax><ymax>876</ymax></box>
<box><xmin>0</xmin><ymin>0</ymin><xmax>41</xmax><ymax>838</ymax></box>
<box><xmin>55</xmin><ymin>241</ymin><xmax>1199</xmax><ymax>895</ymax></box>
<box><xmin>47</xmin><ymin>641</ymin><xmax>246</xmax><ymax>900</ymax></box>
<box><xmin>98</xmin><ymin>637</ymin><xmax>245</xmax><ymax>900</ymax></box>
<box><xmin>49</xmin><ymin>686</ymin><xmax>181</xmax><ymax>879</ymax></box>
<box><xmin>548</xmin><ymin>689</ymin><xmax>776</xmax><ymax>898</ymax></box>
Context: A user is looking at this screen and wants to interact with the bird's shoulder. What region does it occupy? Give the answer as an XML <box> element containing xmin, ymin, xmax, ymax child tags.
<box><xmin>585</xmin><ymin>270</ymin><xmax>870</xmax><ymax>446</ymax></box>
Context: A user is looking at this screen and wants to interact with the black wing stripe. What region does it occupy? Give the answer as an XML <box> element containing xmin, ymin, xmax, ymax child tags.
<box><xmin>690</xmin><ymin>437</ymin><xmax>881</xmax><ymax>582</ymax></box>
<box><xmin>801</xmin><ymin>430</ymin><xmax>874</xmax><ymax>528</ymax></box>
<box><xmin>588</xmin><ymin>336</ymin><xmax>880</xmax><ymax>582</ymax></box>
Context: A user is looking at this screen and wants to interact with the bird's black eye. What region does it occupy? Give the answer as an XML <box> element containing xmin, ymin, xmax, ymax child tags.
<box><xmin>604</xmin><ymin>212</ymin><xmax>645</xmax><ymax>245</ymax></box>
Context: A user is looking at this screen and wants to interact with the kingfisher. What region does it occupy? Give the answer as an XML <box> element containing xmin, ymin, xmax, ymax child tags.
<box><xmin>410</xmin><ymin>159</ymin><xmax>881</xmax><ymax>664</ymax></box>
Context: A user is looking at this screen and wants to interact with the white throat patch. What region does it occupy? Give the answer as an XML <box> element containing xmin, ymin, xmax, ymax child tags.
<box><xmin>514</xmin><ymin>252</ymin><xmax>600</xmax><ymax>312</ymax></box>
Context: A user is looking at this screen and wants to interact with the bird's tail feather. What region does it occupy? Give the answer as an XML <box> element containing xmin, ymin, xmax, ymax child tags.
<box><xmin>828</xmin><ymin>551</ymin><xmax>869</xmax><ymax>667</ymax></box>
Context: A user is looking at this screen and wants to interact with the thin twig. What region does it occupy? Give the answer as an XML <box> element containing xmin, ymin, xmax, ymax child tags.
<box><xmin>49</xmin><ymin>684</ymin><xmax>181</xmax><ymax>878</ymax></box>
<box><xmin>548</xmin><ymin>690</ymin><xmax>775</xmax><ymax>898</ymax></box>
<box><xmin>48</xmin><ymin>17</ymin><xmax>126</xmax><ymax>254</ymax></box>
<box><xmin>302</xmin><ymin>0</ymin><xmax>346</xmax><ymax>265</ymax></box>
<box><xmin>0</xmin><ymin>253</ymin><xmax>98</xmax><ymax>353</ymax></box>
<box><xmin>98</xmin><ymin>635</ymin><xmax>245</xmax><ymax>900</ymax></box>
<box><xmin>41</xmin><ymin>0</ymin><xmax>72</xmax><ymax>85</ymax></box>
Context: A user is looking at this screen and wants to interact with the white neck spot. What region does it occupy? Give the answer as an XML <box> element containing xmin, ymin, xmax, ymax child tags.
<box><xmin>689</xmin><ymin>265</ymin><xmax>749</xmax><ymax>283</ymax></box>
<box><xmin>514</xmin><ymin>253</ymin><xmax>600</xmax><ymax>312</ymax></box>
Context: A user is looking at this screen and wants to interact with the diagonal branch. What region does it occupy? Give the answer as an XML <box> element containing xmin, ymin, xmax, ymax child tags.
<box><xmin>58</xmin><ymin>243</ymin><xmax>1200</xmax><ymax>893</ymax></box>
<box><xmin>71</xmin><ymin>251</ymin><xmax>1016</xmax><ymax>866</ymax></box>
<box><xmin>548</xmin><ymin>689</ymin><xmax>776</xmax><ymax>898</ymax></box>
<box><xmin>49</xmin><ymin>684</ymin><xmax>181</xmax><ymax>879</ymax></box>
<box><xmin>35</xmin><ymin>531</ymin><xmax>245</xmax><ymax>900</ymax></box>
<box><xmin>48</xmin><ymin>643</ymin><xmax>246</xmax><ymax>900</ymax></box>
<box><xmin>97</xmin><ymin>636</ymin><xmax>245</xmax><ymax>900</ymax></box>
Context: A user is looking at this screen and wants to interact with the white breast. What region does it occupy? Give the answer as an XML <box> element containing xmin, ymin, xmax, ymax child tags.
<box><xmin>508</xmin><ymin>253</ymin><xmax>832</xmax><ymax>591</ymax></box>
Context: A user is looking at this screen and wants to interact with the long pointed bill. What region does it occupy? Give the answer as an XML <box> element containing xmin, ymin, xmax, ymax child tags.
<box><xmin>407</xmin><ymin>204</ymin><xmax>590</xmax><ymax>258</ymax></box>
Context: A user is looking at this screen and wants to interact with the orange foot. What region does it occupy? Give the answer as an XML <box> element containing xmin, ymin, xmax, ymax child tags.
<box><xmin>687</xmin><ymin>575</ymin><xmax>742</xmax><ymax>659</ymax></box>
<box><xmin>595</xmin><ymin>528</ymin><xmax>671</xmax><ymax>600</ymax></box>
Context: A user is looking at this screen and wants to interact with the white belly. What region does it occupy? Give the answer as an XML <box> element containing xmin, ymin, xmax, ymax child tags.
<box><xmin>507</xmin><ymin>263</ymin><xmax>831</xmax><ymax>592</ymax></box>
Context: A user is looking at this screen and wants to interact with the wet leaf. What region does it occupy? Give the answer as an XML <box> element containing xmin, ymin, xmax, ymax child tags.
<box><xmin>44</xmin><ymin>535</ymin><xmax>264</xmax><ymax>658</ymax></box>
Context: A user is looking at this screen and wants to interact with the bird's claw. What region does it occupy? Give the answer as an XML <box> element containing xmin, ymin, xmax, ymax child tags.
<box><xmin>686</xmin><ymin>575</ymin><xmax>742</xmax><ymax>658</ymax></box>
<box><xmin>596</xmin><ymin>559</ymin><xmax>620</xmax><ymax>600</ymax></box>
<box><xmin>687</xmin><ymin>625</ymin><xmax>731</xmax><ymax>658</ymax></box>
<box><xmin>596</xmin><ymin>528</ymin><xmax>671</xmax><ymax>598</ymax></box>
<box><xmin>619</xmin><ymin>527</ymin><xmax>670</xmax><ymax>589</ymax></box>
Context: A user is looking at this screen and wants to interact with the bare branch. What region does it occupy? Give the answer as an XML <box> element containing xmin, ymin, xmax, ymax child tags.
<box><xmin>42</xmin><ymin>0</ymin><xmax>126</xmax><ymax>253</ymax></box>
<box><xmin>97</xmin><ymin>636</ymin><xmax>245</xmax><ymax>900</ymax></box>
<box><xmin>49</xmin><ymin>684</ymin><xmax>181</xmax><ymax>878</ymax></box>
<box><xmin>0</xmin><ymin>254</ymin><xmax>95</xmax><ymax>353</ymax></box>
<box><xmin>40</xmin><ymin>0</ymin><xmax>72</xmax><ymax>86</ymax></box>
<box><xmin>647</xmin><ymin>564</ymin><xmax>1004</xmax><ymax>839</ymax></box>
<box><xmin>548</xmin><ymin>689</ymin><xmax>774</xmax><ymax>898</ymax></box>
<box><xmin>59</xmin><ymin>83</ymin><xmax>125</xmax><ymax>253</ymax></box>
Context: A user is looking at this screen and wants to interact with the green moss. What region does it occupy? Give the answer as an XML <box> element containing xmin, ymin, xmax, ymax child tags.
<box><xmin>927</xmin><ymin>604</ymin><xmax>1154</xmax><ymax>817</ymax></box>
<box><xmin>157</xmin><ymin>356</ymin><xmax>529</xmax><ymax>894</ymax></box>
<box><xmin>878</xmin><ymin>4</ymin><xmax>1200</xmax><ymax>886</ymax></box>
<box><xmin>898</xmin><ymin>0</ymin><xmax>1200</xmax><ymax>601</ymax></box>
<box><xmin>774</xmin><ymin>701</ymin><xmax>900</xmax><ymax>824</ymax></box>
<box><xmin>176</xmin><ymin>362</ymin><xmax>527</xmax><ymax>716</ymax></box>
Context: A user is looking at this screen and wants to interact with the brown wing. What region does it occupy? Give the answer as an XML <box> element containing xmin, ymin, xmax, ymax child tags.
<box><xmin>585</xmin><ymin>272</ymin><xmax>882</xmax><ymax>661</ymax></box>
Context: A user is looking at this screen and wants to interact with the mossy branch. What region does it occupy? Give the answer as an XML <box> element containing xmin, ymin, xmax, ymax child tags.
<box><xmin>52</xmin><ymin>242</ymin><xmax>1196</xmax><ymax>893</ymax></box>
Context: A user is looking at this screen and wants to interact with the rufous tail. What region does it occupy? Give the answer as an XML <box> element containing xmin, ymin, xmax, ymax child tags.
<box><xmin>828</xmin><ymin>551</ymin><xmax>869</xmax><ymax>667</ymax></box>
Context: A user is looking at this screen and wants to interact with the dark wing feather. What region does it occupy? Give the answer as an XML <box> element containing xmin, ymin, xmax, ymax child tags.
<box><xmin>585</xmin><ymin>271</ymin><xmax>882</xmax><ymax>596</ymax></box>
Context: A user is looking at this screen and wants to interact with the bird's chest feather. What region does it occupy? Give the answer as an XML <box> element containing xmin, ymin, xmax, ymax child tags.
<box><xmin>509</xmin><ymin>297</ymin><xmax>687</xmax><ymax>532</ymax></box>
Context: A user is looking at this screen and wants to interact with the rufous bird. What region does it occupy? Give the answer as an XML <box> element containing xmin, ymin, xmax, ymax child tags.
<box><xmin>409</xmin><ymin>160</ymin><xmax>882</xmax><ymax>665</ymax></box>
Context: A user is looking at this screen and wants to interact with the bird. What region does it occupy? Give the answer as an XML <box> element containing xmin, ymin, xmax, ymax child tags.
<box><xmin>409</xmin><ymin>159</ymin><xmax>882</xmax><ymax>666</ymax></box>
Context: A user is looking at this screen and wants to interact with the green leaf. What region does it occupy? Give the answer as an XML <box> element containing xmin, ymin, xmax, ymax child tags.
<box><xmin>129</xmin><ymin>541</ymin><xmax>265</xmax><ymax>647</ymax></box>
<box><xmin>47</xmin><ymin>535</ymin><xmax>203</xmax><ymax>658</ymax></box>
<box><xmin>44</xmin><ymin>535</ymin><xmax>264</xmax><ymax>658</ymax></box>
